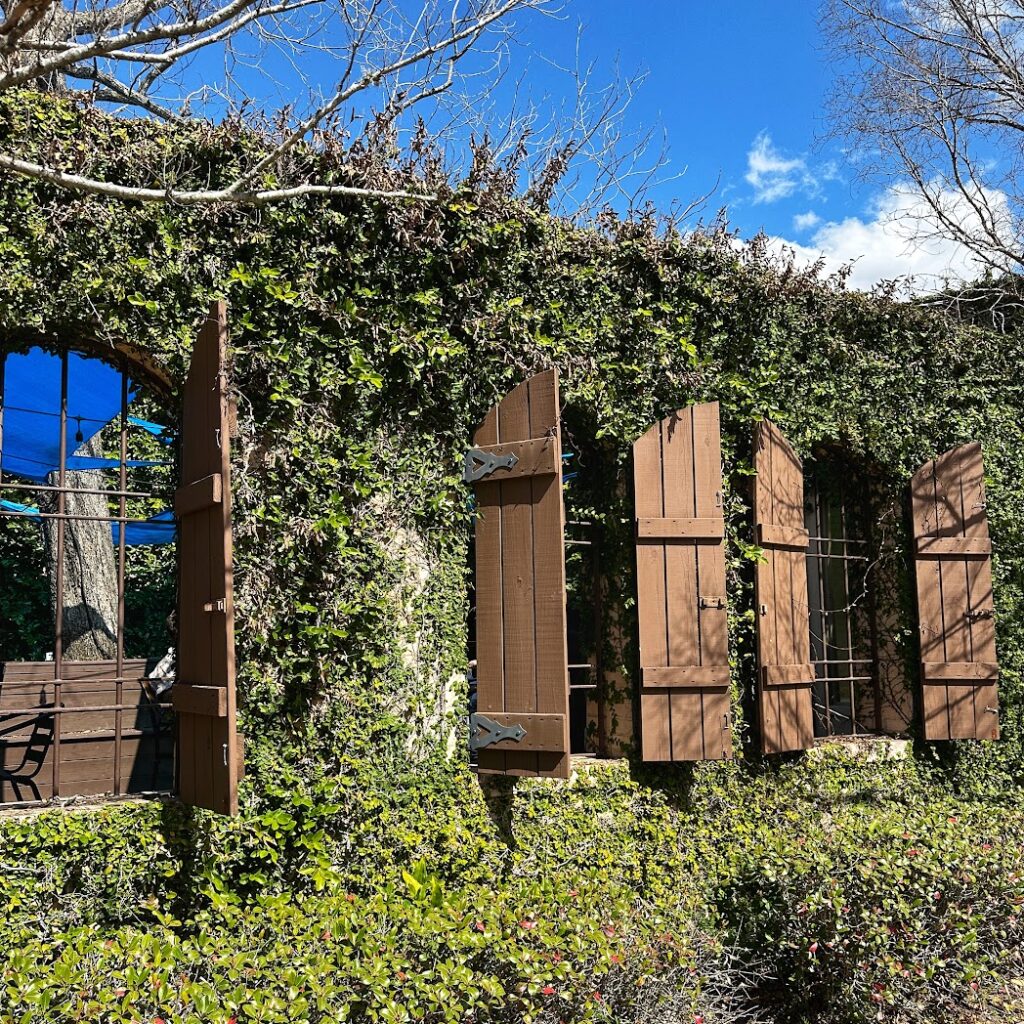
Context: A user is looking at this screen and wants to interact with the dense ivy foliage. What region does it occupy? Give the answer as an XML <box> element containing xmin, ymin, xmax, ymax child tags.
<box><xmin>2</xmin><ymin>91</ymin><xmax>1024</xmax><ymax>1022</ymax></box>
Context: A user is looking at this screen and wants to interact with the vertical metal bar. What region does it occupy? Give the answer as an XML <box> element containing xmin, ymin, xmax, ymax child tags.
<box><xmin>813</xmin><ymin>481</ymin><xmax>832</xmax><ymax>735</ymax></box>
<box><xmin>592</xmin><ymin>524</ymin><xmax>606</xmax><ymax>757</ymax></box>
<box><xmin>114</xmin><ymin>372</ymin><xmax>128</xmax><ymax>795</ymax></box>
<box><xmin>52</xmin><ymin>351</ymin><xmax>69</xmax><ymax>798</ymax></box>
<box><xmin>838</xmin><ymin>487</ymin><xmax>858</xmax><ymax>734</ymax></box>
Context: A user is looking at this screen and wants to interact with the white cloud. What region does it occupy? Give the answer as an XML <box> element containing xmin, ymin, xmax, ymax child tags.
<box><xmin>745</xmin><ymin>133</ymin><xmax>823</xmax><ymax>204</ymax></box>
<box><xmin>793</xmin><ymin>210</ymin><xmax>821</xmax><ymax>232</ymax></box>
<box><xmin>765</xmin><ymin>184</ymin><xmax>1005</xmax><ymax>292</ymax></box>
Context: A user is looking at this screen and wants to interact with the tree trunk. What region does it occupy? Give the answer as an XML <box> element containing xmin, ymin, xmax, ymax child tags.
<box><xmin>42</xmin><ymin>435</ymin><xmax>119</xmax><ymax>661</ymax></box>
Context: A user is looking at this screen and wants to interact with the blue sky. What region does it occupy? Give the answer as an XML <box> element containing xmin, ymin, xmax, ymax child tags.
<box><xmin>199</xmin><ymin>0</ymin><xmax>986</xmax><ymax>289</ymax></box>
<box><xmin>497</xmin><ymin>1</ymin><xmax>985</xmax><ymax>289</ymax></box>
<box><xmin>512</xmin><ymin>0</ymin><xmax>843</xmax><ymax>240</ymax></box>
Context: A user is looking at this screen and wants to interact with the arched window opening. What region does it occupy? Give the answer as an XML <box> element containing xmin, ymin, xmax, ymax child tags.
<box><xmin>0</xmin><ymin>345</ymin><xmax>177</xmax><ymax>805</ymax></box>
<box><xmin>804</xmin><ymin>455</ymin><xmax>911</xmax><ymax>740</ymax></box>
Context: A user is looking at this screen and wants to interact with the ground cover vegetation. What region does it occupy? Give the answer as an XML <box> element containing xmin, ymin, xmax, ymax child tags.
<box><xmin>2</xmin><ymin>90</ymin><xmax>1024</xmax><ymax>1023</ymax></box>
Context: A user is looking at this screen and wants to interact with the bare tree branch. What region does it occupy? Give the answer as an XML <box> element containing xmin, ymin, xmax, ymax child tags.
<box><xmin>822</xmin><ymin>0</ymin><xmax>1024</xmax><ymax>276</ymax></box>
<box><xmin>0</xmin><ymin>0</ymin><xmax>557</xmax><ymax>206</ymax></box>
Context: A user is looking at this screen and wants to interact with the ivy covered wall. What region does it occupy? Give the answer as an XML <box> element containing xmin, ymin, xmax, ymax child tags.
<box><xmin>2</xmin><ymin>91</ymin><xmax>1024</xmax><ymax>1023</ymax></box>
<box><xmin>4</xmin><ymin>92</ymin><xmax>1022</xmax><ymax>786</ymax></box>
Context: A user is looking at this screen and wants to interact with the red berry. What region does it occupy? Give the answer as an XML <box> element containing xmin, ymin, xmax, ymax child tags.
<box><xmin>541</xmin><ymin>985</ymin><xmax>556</xmax><ymax>996</ymax></box>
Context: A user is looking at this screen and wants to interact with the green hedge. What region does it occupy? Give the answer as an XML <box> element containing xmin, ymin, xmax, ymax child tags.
<box><xmin>2</xmin><ymin>755</ymin><xmax>1023</xmax><ymax>1023</ymax></box>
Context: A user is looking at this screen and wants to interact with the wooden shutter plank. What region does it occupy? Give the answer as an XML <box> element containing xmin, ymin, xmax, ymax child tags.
<box><xmin>634</xmin><ymin>421</ymin><xmax>672</xmax><ymax>761</ymax></box>
<box><xmin>693</xmin><ymin>402</ymin><xmax>730</xmax><ymax>760</ymax></box>
<box><xmin>496</xmin><ymin>376</ymin><xmax>538</xmax><ymax>777</ymax></box>
<box><xmin>911</xmin><ymin>457</ymin><xmax>950</xmax><ymax>738</ymax></box>
<box><xmin>936</xmin><ymin>446</ymin><xmax>976</xmax><ymax>737</ymax></box>
<box><xmin>754</xmin><ymin>421</ymin><xmax>814</xmax><ymax>753</ymax></box>
<box><xmin>636</xmin><ymin>517</ymin><xmax>725</xmax><ymax>540</ymax></box>
<box><xmin>922</xmin><ymin>662</ymin><xmax>998</xmax><ymax>681</ymax></box>
<box><xmin>911</xmin><ymin>442</ymin><xmax>1000</xmax><ymax>741</ymax></box>
<box><xmin>528</xmin><ymin>370</ymin><xmax>570</xmax><ymax>777</ymax></box>
<box><xmin>473</xmin><ymin>405</ymin><xmax>506</xmax><ymax>775</ymax></box>
<box><xmin>643</xmin><ymin>666</ymin><xmax>730</xmax><ymax>688</ymax></box>
<box><xmin>663</xmin><ymin>411</ymin><xmax>703</xmax><ymax>762</ymax></box>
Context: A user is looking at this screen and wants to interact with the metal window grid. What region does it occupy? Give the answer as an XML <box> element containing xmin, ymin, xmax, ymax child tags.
<box><xmin>0</xmin><ymin>349</ymin><xmax>175</xmax><ymax>806</ymax></box>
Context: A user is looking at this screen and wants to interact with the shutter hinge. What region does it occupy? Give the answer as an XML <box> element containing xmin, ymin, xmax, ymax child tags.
<box><xmin>469</xmin><ymin>713</ymin><xmax>527</xmax><ymax>750</ymax></box>
<box><xmin>700</xmin><ymin>596</ymin><xmax>726</xmax><ymax>609</ymax></box>
<box><xmin>463</xmin><ymin>448</ymin><xmax>519</xmax><ymax>484</ymax></box>
<box><xmin>204</xmin><ymin>599</ymin><xmax>226</xmax><ymax>613</ymax></box>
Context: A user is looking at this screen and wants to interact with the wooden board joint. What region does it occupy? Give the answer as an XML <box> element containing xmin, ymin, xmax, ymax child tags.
<box><xmin>174</xmin><ymin>473</ymin><xmax>222</xmax><ymax>517</ymax></box>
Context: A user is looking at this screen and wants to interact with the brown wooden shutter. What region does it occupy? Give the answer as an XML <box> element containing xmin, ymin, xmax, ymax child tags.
<box><xmin>632</xmin><ymin>403</ymin><xmax>731</xmax><ymax>761</ymax></box>
<box><xmin>172</xmin><ymin>301</ymin><xmax>240</xmax><ymax>814</ymax></box>
<box><xmin>467</xmin><ymin>369</ymin><xmax>570</xmax><ymax>778</ymax></box>
<box><xmin>753</xmin><ymin>420</ymin><xmax>815</xmax><ymax>753</ymax></box>
<box><xmin>911</xmin><ymin>442</ymin><xmax>999</xmax><ymax>741</ymax></box>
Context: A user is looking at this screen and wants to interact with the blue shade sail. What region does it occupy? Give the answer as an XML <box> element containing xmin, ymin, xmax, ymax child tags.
<box><xmin>112</xmin><ymin>510</ymin><xmax>177</xmax><ymax>547</ymax></box>
<box><xmin>128</xmin><ymin>416</ymin><xmax>175</xmax><ymax>444</ymax></box>
<box><xmin>0</xmin><ymin>499</ymin><xmax>175</xmax><ymax>546</ymax></box>
<box><xmin>0</xmin><ymin>499</ymin><xmax>37</xmax><ymax>515</ymax></box>
<box><xmin>1</xmin><ymin>347</ymin><xmax>137</xmax><ymax>481</ymax></box>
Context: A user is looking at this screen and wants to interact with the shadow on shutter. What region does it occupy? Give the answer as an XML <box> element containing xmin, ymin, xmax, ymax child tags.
<box><xmin>468</xmin><ymin>370</ymin><xmax>570</xmax><ymax>779</ymax></box>
<box><xmin>753</xmin><ymin>420</ymin><xmax>815</xmax><ymax>754</ymax></box>
<box><xmin>632</xmin><ymin>403</ymin><xmax>732</xmax><ymax>761</ymax></box>
<box><xmin>172</xmin><ymin>301</ymin><xmax>241</xmax><ymax>814</ymax></box>
<box><xmin>911</xmin><ymin>442</ymin><xmax>999</xmax><ymax>741</ymax></box>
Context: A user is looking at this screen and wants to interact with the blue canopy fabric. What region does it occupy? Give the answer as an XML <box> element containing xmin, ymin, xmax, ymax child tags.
<box><xmin>0</xmin><ymin>498</ymin><xmax>175</xmax><ymax>546</ymax></box>
<box><xmin>128</xmin><ymin>416</ymin><xmax>175</xmax><ymax>444</ymax></box>
<box><xmin>1</xmin><ymin>347</ymin><xmax>137</xmax><ymax>481</ymax></box>
<box><xmin>112</xmin><ymin>510</ymin><xmax>177</xmax><ymax>547</ymax></box>
<box><xmin>0</xmin><ymin>499</ymin><xmax>36</xmax><ymax>515</ymax></box>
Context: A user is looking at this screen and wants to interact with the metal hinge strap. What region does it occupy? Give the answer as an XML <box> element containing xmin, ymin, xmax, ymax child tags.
<box><xmin>469</xmin><ymin>713</ymin><xmax>526</xmax><ymax>750</ymax></box>
<box><xmin>463</xmin><ymin>448</ymin><xmax>519</xmax><ymax>484</ymax></box>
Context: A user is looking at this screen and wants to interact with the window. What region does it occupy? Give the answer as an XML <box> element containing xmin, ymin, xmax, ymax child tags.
<box><xmin>0</xmin><ymin>345</ymin><xmax>177</xmax><ymax>806</ymax></box>
<box><xmin>804</xmin><ymin>464</ymin><xmax>880</xmax><ymax>737</ymax></box>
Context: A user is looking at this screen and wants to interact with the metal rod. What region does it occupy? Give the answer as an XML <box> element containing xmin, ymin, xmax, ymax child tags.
<box><xmin>838</xmin><ymin>489</ymin><xmax>859</xmax><ymax>738</ymax></box>
<box><xmin>811</xmin><ymin>675</ymin><xmax>873</xmax><ymax>684</ymax></box>
<box><xmin>813</xmin><ymin>483</ymin><xmax>831</xmax><ymax>734</ymax></box>
<box><xmin>0</xmin><ymin>510</ymin><xmax>164</xmax><ymax>525</ymax></box>
<box><xmin>592</xmin><ymin>526</ymin><xmax>606</xmax><ymax>758</ymax></box>
<box><xmin>114</xmin><ymin>371</ymin><xmax>128</xmax><ymax>796</ymax></box>
<box><xmin>807</xmin><ymin>535</ymin><xmax>868</xmax><ymax>546</ymax></box>
<box><xmin>52</xmin><ymin>351</ymin><xmax>68</xmax><ymax>798</ymax></box>
<box><xmin>1</xmin><ymin>703</ymin><xmax>170</xmax><ymax>716</ymax></box>
<box><xmin>0</xmin><ymin>482</ymin><xmax>154</xmax><ymax>499</ymax></box>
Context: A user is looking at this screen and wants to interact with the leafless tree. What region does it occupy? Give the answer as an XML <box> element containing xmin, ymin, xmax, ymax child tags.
<box><xmin>822</xmin><ymin>0</ymin><xmax>1024</xmax><ymax>276</ymax></box>
<box><xmin>0</xmin><ymin>0</ymin><xmax>562</xmax><ymax>205</ymax></box>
